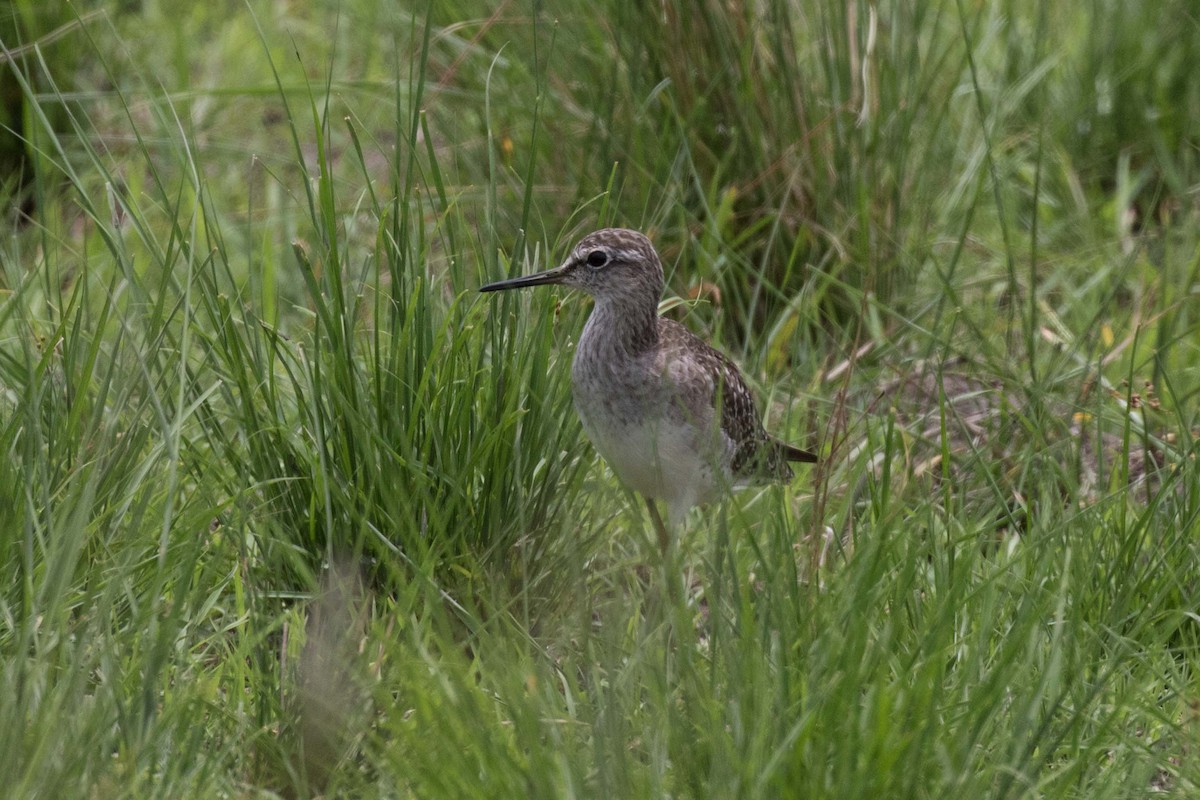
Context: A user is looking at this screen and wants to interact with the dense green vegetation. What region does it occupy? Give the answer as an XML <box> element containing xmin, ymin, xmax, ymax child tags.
<box><xmin>1</xmin><ymin>0</ymin><xmax>1198</xmax><ymax>796</ymax></box>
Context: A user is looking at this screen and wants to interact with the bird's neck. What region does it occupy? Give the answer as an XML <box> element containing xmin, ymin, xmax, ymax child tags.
<box><xmin>577</xmin><ymin>295</ymin><xmax>660</xmax><ymax>362</ymax></box>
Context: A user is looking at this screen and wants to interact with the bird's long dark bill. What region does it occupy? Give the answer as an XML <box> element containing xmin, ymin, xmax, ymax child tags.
<box><xmin>479</xmin><ymin>264</ymin><xmax>569</xmax><ymax>293</ymax></box>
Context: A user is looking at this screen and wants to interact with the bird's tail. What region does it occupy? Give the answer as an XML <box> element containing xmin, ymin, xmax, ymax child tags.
<box><xmin>777</xmin><ymin>440</ymin><xmax>818</xmax><ymax>464</ymax></box>
<box><xmin>736</xmin><ymin>438</ymin><xmax>819</xmax><ymax>485</ymax></box>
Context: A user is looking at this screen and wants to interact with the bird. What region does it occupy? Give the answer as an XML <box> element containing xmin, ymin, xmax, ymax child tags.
<box><xmin>480</xmin><ymin>228</ymin><xmax>817</xmax><ymax>550</ymax></box>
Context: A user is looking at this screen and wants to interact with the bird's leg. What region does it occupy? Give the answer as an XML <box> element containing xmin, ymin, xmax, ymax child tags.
<box><xmin>644</xmin><ymin>496</ymin><xmax>671</xmax><ymax>554</ymax></box>
<box><xmin>644</xmin><ymin>496</ymin><xmax>686</xmax><ymax>610</ymax></box>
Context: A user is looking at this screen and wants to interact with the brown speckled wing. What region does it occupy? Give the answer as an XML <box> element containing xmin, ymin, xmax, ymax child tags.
<box><xmin>657</xmin><ymin>319</ymin><xmax>797</xmax><ymax>482</ymax></box>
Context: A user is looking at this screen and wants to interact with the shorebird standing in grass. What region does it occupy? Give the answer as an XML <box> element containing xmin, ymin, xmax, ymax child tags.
<box><xmin>480</xmin><ymin>228</ymin><xmax>818</xmax><ymax>550</ymax></box>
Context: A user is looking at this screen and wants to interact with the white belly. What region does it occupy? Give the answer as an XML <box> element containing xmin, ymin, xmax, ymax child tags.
<box><xmin>579</xmin><ymin>414</ymin><xmax>726</xmax><ymax>513</ymax></box>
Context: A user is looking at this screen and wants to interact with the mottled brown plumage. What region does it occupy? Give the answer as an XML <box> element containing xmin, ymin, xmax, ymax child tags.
<box><xmin>481</xmin><ymin>228</ymin><xmax>817</xmax><ymax>540</ymax></box>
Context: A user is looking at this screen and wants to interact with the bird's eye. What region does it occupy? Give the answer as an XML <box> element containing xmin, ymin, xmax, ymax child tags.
<box><xmin>586</xmin><ymin>249</ymin><xmax>608</xmax><ymax>268</ymax></box>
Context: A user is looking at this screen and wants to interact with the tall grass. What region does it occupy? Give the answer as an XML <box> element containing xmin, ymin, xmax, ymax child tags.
<box><xmin>0</xmin><ymin>0</ymin><xmax>1198</xmax><ymax>797</ymax></box>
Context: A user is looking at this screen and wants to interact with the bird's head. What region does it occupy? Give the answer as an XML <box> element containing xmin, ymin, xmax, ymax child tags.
<box><xmin>480</xmin><ymin>228</ymin><xmax>665</xmax><ymax>305</ymax></box>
